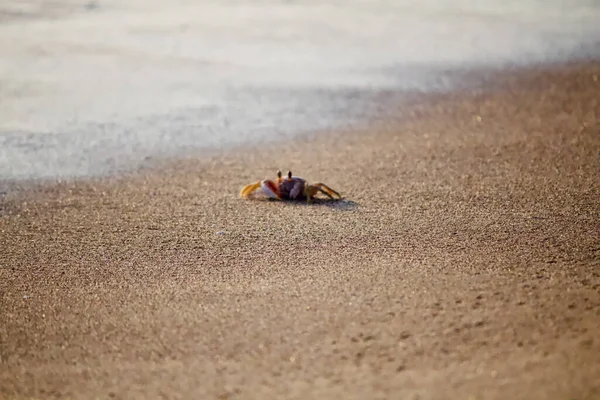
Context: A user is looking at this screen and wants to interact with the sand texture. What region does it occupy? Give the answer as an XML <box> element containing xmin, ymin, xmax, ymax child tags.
<box><xmin>1</xmin><ymin>62</ymin><xmax>600</xmax><ymax>399</ymax></box>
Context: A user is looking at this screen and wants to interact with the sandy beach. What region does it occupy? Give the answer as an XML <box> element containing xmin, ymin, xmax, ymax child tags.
<box><xmin>1</xmin><ymin>61</ymin><xmax>600</xmax><ymax>399</ymax></box>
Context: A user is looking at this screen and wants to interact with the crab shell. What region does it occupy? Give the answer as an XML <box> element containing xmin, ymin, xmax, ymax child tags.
<box><xmin>277</xmin><ymin>175</ymin><xmax>307</xmax><ymax>200</ymax></box>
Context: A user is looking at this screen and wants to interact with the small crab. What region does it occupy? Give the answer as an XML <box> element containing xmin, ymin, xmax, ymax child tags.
<box><xmin>240</xmin><ymin>170</ymin><xmax>342</xmax><ymax>203</ymax></box>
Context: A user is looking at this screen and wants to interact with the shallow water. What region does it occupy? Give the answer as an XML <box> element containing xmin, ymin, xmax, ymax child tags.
<box><xmin>1</xmin><ymin>0</ymin><xmax>599</xmax><ymax>181</ymax></box>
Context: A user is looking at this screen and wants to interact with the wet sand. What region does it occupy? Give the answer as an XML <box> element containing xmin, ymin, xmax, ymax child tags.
<box><xmin>1</xmin><ymin>62</ymin><xmax>600</xmax><ymax>399</ymax></box>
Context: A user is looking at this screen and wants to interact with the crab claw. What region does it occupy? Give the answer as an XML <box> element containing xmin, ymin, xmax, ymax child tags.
<box><xmin>260</xmin><ymin>180</ymin><xmax>282</xmax><ymax>199</ymax></box>
<box><xmin>240</xmin><ymin>179</ymin><xmax>282</xmax><ymax>200</ymax></box>
<box><xmin>239</xmin><ymin>181</ymin><xmax>262</xmax><ymax>198</ymax></box>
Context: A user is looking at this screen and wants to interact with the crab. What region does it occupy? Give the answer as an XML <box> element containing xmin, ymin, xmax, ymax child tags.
<box><xmin>240</xmin><ymin>170</ymin><xmax>342</xmax><ymax>203</ymax></box>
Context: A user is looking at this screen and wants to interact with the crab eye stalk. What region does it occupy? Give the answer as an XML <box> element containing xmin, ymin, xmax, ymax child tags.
<box><xmin>277</xmin><ymin>170</ymin><xmax>282</xmax><ymax>178</ymax></box>
<box><xmin>288</xmin><ymin>171</ymin><xmax>292</xmax><ymax>179</ymax></box>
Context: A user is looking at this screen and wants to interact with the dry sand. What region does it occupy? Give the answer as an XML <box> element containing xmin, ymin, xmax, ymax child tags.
<box><xmin>1</xmin><ymin>62</ymin><xmax>600</xmax><ymax>399</ymax></box>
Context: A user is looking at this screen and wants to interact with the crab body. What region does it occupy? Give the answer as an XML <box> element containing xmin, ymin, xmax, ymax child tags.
<box><xmin>240</xmin><ymin>170</ymin><xmax>341</xmax><ymax>202</ymax></box>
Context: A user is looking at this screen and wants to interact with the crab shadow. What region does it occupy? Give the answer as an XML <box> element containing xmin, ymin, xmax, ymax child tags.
<box><xmin>270</xmin><ymin>197</ymin><xmax>360</xmax><ymax>211</ymax></box>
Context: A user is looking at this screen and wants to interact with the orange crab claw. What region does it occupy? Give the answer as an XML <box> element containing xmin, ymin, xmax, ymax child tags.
<box><xmin>240</xmin><ymin>179</ymin><xmax>282</xmax><ymax>200</ymax></box>
<box><xmin>240</xmin><ymin>181</ymin><xmax>262</xmax><ymax>198</ymax></box>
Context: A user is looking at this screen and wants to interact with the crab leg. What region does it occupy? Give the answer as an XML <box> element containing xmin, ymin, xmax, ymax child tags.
<box><xmin>304</xmin><ymin>183</ymin><xmax>341</xmax><ymax>203</ymax></box>
<box><xmin>311</xmin><ymin>183</ymin><xmax>342</xmax><ymax>199</ymax></box>
<box><xmin>304</xmin><ymin>186</ymin><xmax>329</xmax><ymax>203</ymax></box>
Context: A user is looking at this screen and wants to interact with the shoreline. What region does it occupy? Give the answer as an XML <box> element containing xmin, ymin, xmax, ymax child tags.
<box><xmin>3</xmin><ymin>0</ymin><xmax>600</xmax><ymax>185</ymax></box>
<box><xmin>2</xmin><ymin>58</ymin><xmax>598</xmax><ymax>197</ymax></box>
<box><xmin>1</xmin><ymin>60</ymin><xmax>599</xmax><ymax>399</ymax></box>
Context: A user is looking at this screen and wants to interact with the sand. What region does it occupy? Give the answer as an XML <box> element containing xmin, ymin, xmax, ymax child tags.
<box><xmin>1</xmin><ymin>62</ymin><xmax>599</xmax><ymax>400</ymax></box>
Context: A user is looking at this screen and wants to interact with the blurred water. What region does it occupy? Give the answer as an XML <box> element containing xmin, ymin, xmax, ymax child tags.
<box><xmin>1</xmin><ymin>0</ymin><xmax>599</xmax><ymax>181</ymax></box>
